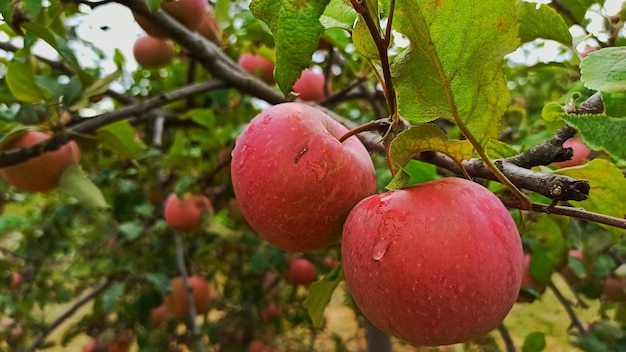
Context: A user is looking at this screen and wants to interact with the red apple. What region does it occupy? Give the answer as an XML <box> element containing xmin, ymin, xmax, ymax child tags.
<box><xmin>342</xmin><ymin>177</ymin><xmax>523</xmax><ymax>346</ymax></box>
<box><xmin>133</xmin><ymin>35</ymin><xmax>174</xmax><ymax>67</ymax></box>
<box><xmin>292</xmin><ymin>69</ymin><xmax>327</xmax><ymax>102</ymax></box>
<box><xmin>287</xmin><ymin>258</ymin><xmax>317</xmax><ymax>285</ymax></box>
<box><xmin>83</xmin><ymin>340</ymin><xmax>107</xmax><ymax>352</ymax></box>
<box><xmin>150</xmin><ymin>303</ymin><xmax>170</xmax><ymax>328</ymax></box>
<box><xmin>260</xmin><ymin>301</ymin><xmax>282</xmax><ymax>322</ymax></box>
<box><xmin>237</xmin><ymin>53</ymin><xmax>275</xmax><ymax>85</ymax></box>
<box><xmin>0</xmin><ymin>130</ymin><xmax>80</xmax><ymax>193</ymax></box>
<box><xmin>197</xmin><ymin>6</ymin><xmax>221</xmax><ymax>44</ymax></box>
<box><xmin>163</xmin><ymin>193</ymin><xmax>212</xmax><ymax>232</ymax></box>
<box><xmin>10</xmin><ymin>272</ymin><xmax>24</xmax><ymax>290</ymax></box>
<box><xmin>552</xmin><ymin>139</ymin><xmax>590</xmax><ymax>168</ymax></box>
<box><xmin>602</xmin><ymin>277</ymin><xmax>626</xmax><ymax>302</ymax></box>
<box><xmin>164</xmin><ymin>275</ymin><xmax>211</xmax><ymax>318</ymax></box>
<box><xmin>246</xmin><ymin>339</ymin><xmax>272</xmax><ymax>352</ymax></box>
<box><xmin>231</xmin><ymin>102</ymin><xmax>376</xmax><ymax>252</ymax></box>
<box><xmin>107</xmin><ymin>332</ymin><xmax>132</xmax><ymax>352</ymax></box>
<box><xmin>516</xmin><ymin>253</ymin><xmax>546</xmax><ymax>303</ymax></box>
<box><xmin>133</xmin><ymin>0</ymin><xmax>206</xmax><ymax>39</ymax></box>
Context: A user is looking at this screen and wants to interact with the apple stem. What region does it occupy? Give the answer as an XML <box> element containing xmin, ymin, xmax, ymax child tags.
<box><xmin>338</xmin><ymin>120</ymin><xmax>388</xmax><ymax>143</ymax></box>
<box><xmin>496</xmin><ymin>324</ymin><xmax>515</xmax><ymax>352</ymax></box>
<box><xmin>174</xmin><ymin>232</ymin><xmax>207</xmax><ymax>352</ymax></box>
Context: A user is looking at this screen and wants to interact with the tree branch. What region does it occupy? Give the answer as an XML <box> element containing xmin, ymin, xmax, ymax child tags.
<box><xmin>547</xmin><ymin>282</ymin><xmax>586</xmax><ymax>334</ymax></box>
<box><xmin>26</xmin><ymin>280</ymin><xmax>112</xmax><ymax>352</ymax></box>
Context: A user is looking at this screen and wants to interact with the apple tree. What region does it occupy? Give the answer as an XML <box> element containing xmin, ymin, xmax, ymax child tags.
<box><xmin>1</xmin><ymin>0</ymin><xmax>626</xmax><ymax>351</ymax></box>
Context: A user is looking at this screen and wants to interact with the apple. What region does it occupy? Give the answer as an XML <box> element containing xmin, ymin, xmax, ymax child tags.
<box><xmin>133</xmin><ymin>0</ymin><xmax>206</xmax><ymax>39</ymax></box>
<box><xmin>83</xmin><ymin>340</ymin><xmax>107</xmax><ymax>352</ymax></box>
<box><xmin>552</xmin><ymin>139</ymin><xmax>590</xmax><ymax>168</ymax></box>
<box><xmin>517</xmin><ymin>253</ymin><xmax>546</xmax><ymax>303</ymax></box>
<box><xmin>246</xmin><ymin>339</ymin><xmax>272</xmax><ymax>352</ymax></box>
<box><xmin>602</xmin><ymin>277</ymin><xmax>626</xmax><ymax>302</ymax></box>
<box><xmin>150</xmin><ymin>303</ymin><xmax>170</xmax><ymax>328</ymax></box>
<box><xmin>342</xmin><ymin>177</ymin><xmax>523</xmax><ymax>346</ymax></box>
<box><xmin>231</xmin><ymin>102</ymin><xmax>376</xmax><ymax>252</ymax></box>
<box><xmin>292</xmin><ymin>69</ymin><xmax>327</xmax><ymax>102</ymax></box>
<box><xmin>107</xmin><ymin>333</ymin><xmax>132</xmax><ymax>352</ymax></box>
<box><xmin>237</xmin><ymin>53</ymin><xmax>275</xmax><ymax>85</ymax></box>
<box><xmin>164</xmin><ymin>275</ymin><xmax>211</xmax><ymax>318</ymax></box>
<box><xmin>163</xmin><ymin>193</ymin><xmax>212</xmax><ymax>232</ymax></box>
<box><xmin>197</xmin><ymin>6</ymin><xmax>221</xmax><ymax>44</ymax></box>
<box><xmin>133</xmin><ymin>35</ymin><xmax>174</xmax><ymax>67</ymax></box>
<box><xmin>287</xmin><ymin>258</ymin><xmax>317</xmax><ymax>285</ymax></box>
<box><xmin>0</xmin><ymin>130</ymin><xmax>80</xmax><ymax>193</ymax></box>
<box><xmin>10</xmin><ymin>272</ymin><xmax>24</xmax><ymax>290</ymax></box>
<box><xmin>260</xmin><ymin>301</ymin><xmax>282</xmax><ymax>322</ymax></box>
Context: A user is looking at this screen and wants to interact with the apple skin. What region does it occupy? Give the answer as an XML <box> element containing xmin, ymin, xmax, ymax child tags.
<box><xmin>0</xmin><ymin>130</ymin><xmax>80</xmax><ymax>193</ymax></box>
<box><xmin>231</xmin><ymin>102</ymin><xmax>376</xmax><ymax>252</ymax></box>
<box><xmin>260</xmin><ymin>301</ymin><xmax>282</xmax><ymax>322</ymax></box>
<box><xmin>602</xmin><ymin>277</ymin><xmax>626</xmax><ymax>302</ymax></box>
<box><xmin>197</xmin><ymin>6</ymin><xmax>221</xmax><ymax>44</ymax></box>
<box><xmin>516</xmin><ymin>254</ymin><xmax>546</xmax><ymax>303</ymax></box>
<box><xmin>163</xmin><ymin>193</ymin><xmax>212</xmax><ymax>232</ymax></box>
<box><xmin>133</xmin><ymin>0</ymin><xmax>206</xmax><ymax>39</ymax></box>
<box><xmin>150</xmin><ymin>303</ymin><xmax>170</xmax><ymax>328</ymax></box>
<box><xmin>552</xmin><ymin>139</ymin><xmax>590</xmax><ymax>168</ymax></box>
<box><xmin>164</xmin><ymin>275</ymin><xmax>211</xmax><ymax>318</ymax></box>
<box><xmin>342</xmin><ymin>177</ymin><xmax>523</xmax><ymax>347</ymax></box>
<box><xmin>237</xmin><ymin>53</ymin><xmax>275</xmax><ymax>85</ymax></box>
<box><xmin>292</xmin><ymin>69</ymin><xmax>327</xmax><ymax>102</ymax></box>
<box><xmin>287</xmin><ymin>258</ymin><xmax>317</xmax><ymax>285</ymax></box>
<box><xmin>133</xmin><ymin>35</ymin><xmax>174</xmax><ymax>67</ymax></box>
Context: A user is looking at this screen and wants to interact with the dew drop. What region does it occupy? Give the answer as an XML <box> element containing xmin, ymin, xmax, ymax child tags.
<box><xmin>371</xmin><ymin>239</ymin><xmax>391</xmax><ymax>261</ymax></box>
<box><xmin>238</xmin><ymin>144</ymin><xmax>254</xmax><ymax>166</ymax></box>
<box><xmin>262</xmin><ymin>115</ymin><xmax>272</xmax><ymax>124</ymax></box>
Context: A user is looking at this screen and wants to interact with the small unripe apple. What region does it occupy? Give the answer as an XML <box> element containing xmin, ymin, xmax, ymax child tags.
<box><xmin>163</xmin><ymin>193</ymin><xmax>212</xmax><ymax>232</ymax></box>
<box><xmin>552</xmin><ymin>139</ymin><xmax>590</xmax><ymax>168</ymax></box>
<box><xmin>342</xmin><ymin>177</ymin><xmax>523</xmax><ymax>346</ymax></box>
<box><xmin>516</xmin><ymin>253</ymin><xmax>546</xmax><ymax>303</ymax></box>
<box><xmin>237</xmin><ymin>53</ymin><xmax>275</xmax><ymax>85</ymax></box>
<box><xmin>287</xmin><ymin>258</ymin><xmax>317</xmax><ymax>285</ymax></box>
<box><xmin>133</xmin><ymin>0</ymin><xmax>206</xmax><ymax>39</ymax></box>
<box><xmin>231</xmin><ymin>102</ymin><xmax>376</xmax><ymax>252</ymax></box>
<box><xmin>133</xmin><ymin>35</ymin><xmax>174</xmax><ymax>67</ymax></box>
<box><xmin>602</xmin><ymin>277</ymin><xmax>626</xmax><ymax>302</ymax></box>
<box><xmin>164</xmin><ymin>275</ymin><xmax>211</xmax><ymax>318</ymax></box>
<box><xmin>0</xmin><ymin>130</ymin><xmax>80</xmax><ymax>193</ymax></box>
<box><xmin>292</xmin><ymin>69</ymin><xmax>327</xmax><ymax>102</ymax></box>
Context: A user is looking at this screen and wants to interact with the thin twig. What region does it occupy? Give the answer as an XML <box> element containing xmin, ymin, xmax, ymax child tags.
<box><xmin>497</xmin><ymin>324</ymin><xmax>516</xmax><ymax>352</ymax></box>
<box><xmin>547</xmin><ymin>282</ymin><xmax>586</xmax><ymax>334</ymax></box>
<box><xmin>26</xmin><ymin>280</ymin><xmax>111</xmax><ymax>352</ymax></box>
<box><xmin>173</xmin><ymin>233</ymin><xmax>207</xmax><ymax>352</ymax></box>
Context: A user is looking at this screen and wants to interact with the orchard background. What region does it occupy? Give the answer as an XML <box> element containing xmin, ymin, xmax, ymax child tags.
<box><xmin>1</xmin><ymin>0</ymin><xmax>626</xmax><ymax>351</ymax></box>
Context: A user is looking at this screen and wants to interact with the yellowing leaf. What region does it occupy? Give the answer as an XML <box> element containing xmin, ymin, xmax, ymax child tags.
<box><xmin>59</xmin><ymin>164</ymin><xmax>109</xmax><ymax>209</ymax></box>
<box><xmin>387</xmin><ymin>124</ymin><xmax>473</xmax><ymax>190</ymax></box>
<box><xmin>391</xmin><ymin>0</ymin><xmax>519</xmax><ymax>143</ymax></box>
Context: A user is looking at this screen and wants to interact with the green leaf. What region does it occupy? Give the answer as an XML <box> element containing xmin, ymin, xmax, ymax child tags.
<box><xmin>320</xmin><ymin>0</ymin><xmax>357</xmax><ymax>31</ymax></box>
<box><xmin>22</xmin><ymin>22</ymin><xmax>93</xmax><ymax>86</ymax></box>
<box><xmin>581</xmin><ymin>47</ymin><xmax>626</xmax><ymax>92</ymax></box>
<box><xmin>100</xmin><ymin>282</ymin><xmax>126</xmax><ymax>313</ymax></box>
<box><xmin>522</xmin><ymin>332</ymin><xmax>546</xmax><ymax>352</ymax></box>
<box><xmin>555</xmin><ymin>159</ymin><xmax>626</xmax><ymax>238</ymax></box>
<box><xmin>250</xmin><ymin>0</ymin><xmax>330</xmax><ymax>96</ymax></box>
<box><xmin>181</xmin><ymin>108</ymin><xmax>216</xmax><ymax>129</ymax></box>
<box><xmin>144</xmin><ymin>272</ymin><xmax>172</xmax><ymax>296</ymax></box>
<box><xmin>96</xmin><ymin>120</ymin><xmax>147</xmax><ymax>159</ymax></box>
<box><xmin>534</xmin><ymin>216</ymin><xmax>567</xmax><ymax>270</ymax></box>
<box><xmin>391</xmin><ymin>0</ymin><xmax>519</xmax><ymax>143</ymax></box>
<box><xmin>560</xmin><ymin>114</ymin><xmax>626</xmax><ymax>163</ymax></box>
<box><xmin>602</xmin><ymin>92</ymin><xmax>626</xmax><ymax>117</ymax></box>
<box><xmin>541</xmin><ymin>102</ymin><xmax>566</xmax><ymax>122</ymax></box>
<box><xmin>70</xmin><ymin>69</ymin><xmax>122</xmax><ymax>110</ymax></box>
<box><xmin>530</xmin><ymin>245</ymin><xmax>553</xmax><ymax>285</ymax></box>
<box><xmin>518</xmin><ymin>2</ymin><xmax>572</xmax><ymax>46</ymax></box>
<box><xmin>6</xmin><ymin>54</ymin><xmax>47</xmax><ymax>102</ymax></box>
<box><xmin>353</xmin><ymin>0</ymin><xmax>380</xmax><ymax>59</ymax></box>
<box><xmin>305</xmin><ymin>266</ymin><xmax>344</xmax><ymax>328</ymax></box>
<box><xmin>387</xmin><ymin>124</ymin><xmax>473</xmax><ymax>190</ymax></box>
<box><xmin>59</xmin><ymin>164</ymin><xmax>109</xmax><ymax>209</ymax></box>
<box><xmin>485</xmin><ymin>139</ymin><xmax>518</xmax><ymax>159</ymax></box>
<box><xmin>118</xmin><ymin>220</ymin><xmax>144</xmax><ymax>241</ymax></box>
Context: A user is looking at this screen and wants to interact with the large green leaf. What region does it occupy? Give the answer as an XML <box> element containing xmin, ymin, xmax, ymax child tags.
<box><xmin>517</xmin><ymin>2</ymin><xmax>572</xmax><ymax>46</ymax></box>
<box><xmin>555</xmin><ymin>159</ymin><xmax>626</xmax><ymax>239</ymax></box>
<box><xmin>581</xmin><ymin>47</ymin><xmax>626</xmax><ymax>92</ymax></box>
<box><xmin>391</xmin><ymin>0</ymin><xmax>519</xmax><ymax>143</ymax></box>
<box><xmin>5</xmin><ymin>50</ymin><xmax>47</xmax><ymax>103</ymax></box>
<box><xmin>387</xmin><ymin>124</ymin><xmax>473</xmax><ymax>190</ymax></box>
<box><xmin>305</xmin><ymin>265</ymin><xmax>344</xmax><ymax>328</ymax></box>
<box><xmin>59</xmin><ymin>164</ymin><xmax>109</xmax><ymax>209</ymax></box>
<box><xmin>560</xmin><ymin>114</ymin><xmax>626</xmax><ymax>164</ymax></box>
<box><xmin>353</xmin><ymin>0</ymin><xmax>380</xmax><ymax>59</ymax></box>
<box><xmin>320</xmin><ymin>0</ymin><xmax>357</xmax><ymax>31</ymax></box>
<box><xmin>250</xmin><ymin>0</ymin><xmax>330</xmax><ymax>97</ymax></box>
<box><xmin>96</xmin><ymin>120</ymin><xmax>147</xmax><ymax>159</ymax></box>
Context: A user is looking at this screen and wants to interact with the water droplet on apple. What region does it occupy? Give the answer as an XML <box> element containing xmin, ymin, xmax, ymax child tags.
<box><xmin>238</xmin><ymin>144</ymin><xmax>254</xmax><ymax>166</ymax></box>
<box><xmin>371</xmin><ymin>239</ymin><xmax>391</xmax><ymax>261</ymax></box>
<box><xmin>262</xmin><ymin>115</ymin><xmax>272</xmax><ymax>124</ymax></box>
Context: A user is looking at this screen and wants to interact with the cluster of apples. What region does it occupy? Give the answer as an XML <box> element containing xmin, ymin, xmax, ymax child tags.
<box><xmin>132</xmin><ymin>0</ymin><xmax>221</xmax><ymax>68</ymax></box>
<box><xmin>230</xmin><ymin>102</ymin><xmax>525</xmax><ymax>346</ymax></box>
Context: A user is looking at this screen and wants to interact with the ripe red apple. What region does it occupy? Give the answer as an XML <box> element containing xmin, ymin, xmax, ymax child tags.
<box><xmin>246</xmin><ymin>339</ymin><xmax>272</xmax><ymax>352</ymax></box>
<box><xmin>602</xmin><ymin>277</ymin><xmax>626</xmax><ymax>302</ymax></box>
<box><xmin>133</xmin><ymin>35</ymin><xmax>174</xmax><ymax>67</ymax></box>
<box><xmin>342</xmin><ymin>177</ymin><xmax>523</xmax><ymax>347</ymax></box>
<box><xmin>164</xmin><ymin>275</ymin><xmax>211</xmax><ymax>318</ymax></box>
<box><xmin>150</xmin><ymin>303</ymin><xmax>170</xmax><ymax>328</ymax></box>
<box><xmin>260</xmin><ymin>301</ymin><xmax>282</xmax><ymax>322</ymax></box>
<box><xmin>83</xmin><ymin>340</ymin><xmax>107</xmax><ymax>352</ymax></box>
<box><xmin>163</xmin><ymin>193</ymin><xmax>212</xmax><ymax>232</ymax></box>
<box><xmin>552</xmin><ymin>139</ymin><xmax>590</xmax><ymax>168</ymax></box>
<box><xmin>231</xmin><ymin>102</ymin><xmax>376</xmax><ymax>252</ymax></box>
<box><xmin>197</xmin><ymin>6</ymin><xmax>221</xmax><ymax>44</ymax></box>
<box><xmin>292</xmin><ymin>69</ymin><xmax>327</xmax><ymax>102</ymax></box>
<box><xmin>0</xmin><ymin>130</ymin><xmax>80</xmax><ymax>193</ymax></box>
<box><xmin>237</xmin><ymin>53</ymin><xmax>275</xmax><ymax>85</ymax></box>
<box><xmin>287</xmin><ymin>258</ymin><xmax>317</xmax><ymax>285</ymax></box>
<box><xmin>516</xmin><ymin>253</ymin><xmax>546</xmax><ymax>303</ymax></box>
<box><xmin>107</xmin><ymin>333</ymin><xmax>132</xmax><ymax>352</ymax></box>
<box><xmin>133</xmin><ymin>0</ymin><xmax>206</xmax><ymax>39</ymax></box>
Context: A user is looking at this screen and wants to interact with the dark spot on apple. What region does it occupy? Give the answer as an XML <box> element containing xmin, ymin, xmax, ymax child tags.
<box><xmin>295</xmin><ymin>146</ymin><xmax>308</xmax><ymax>163</ymax></box>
